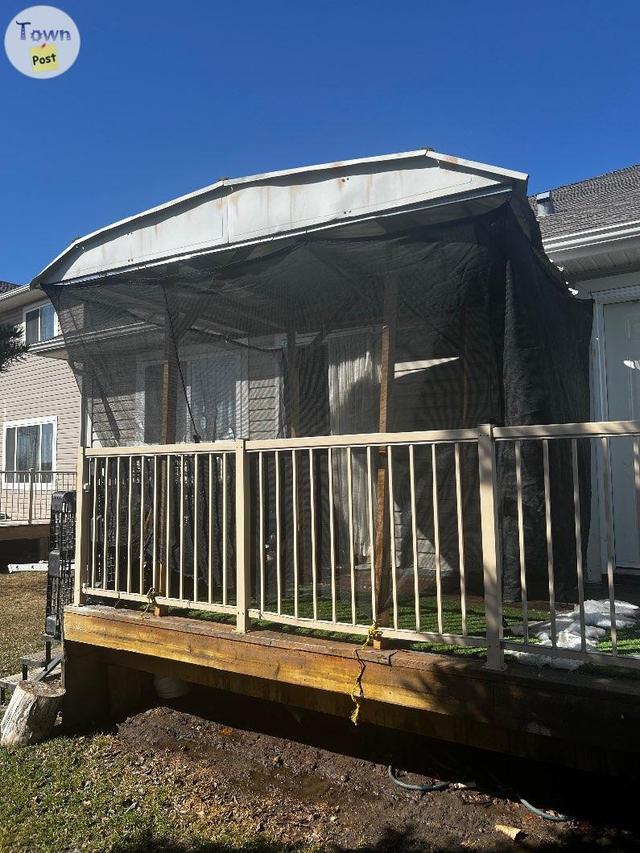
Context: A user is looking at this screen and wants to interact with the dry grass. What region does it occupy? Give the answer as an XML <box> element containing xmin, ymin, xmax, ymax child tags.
<box><xmin>0</xmin><ymin>571</ymin><xmax>47</xmax><ymax>677</ymax></box>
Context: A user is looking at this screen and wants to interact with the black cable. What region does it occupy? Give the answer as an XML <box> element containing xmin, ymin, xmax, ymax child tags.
<box><xmin>161</xmin><ymin>283</ymin><xmax>200</xmax><ymax>442</ymax></box>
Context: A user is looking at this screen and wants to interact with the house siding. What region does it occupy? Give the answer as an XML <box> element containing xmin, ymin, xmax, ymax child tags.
<box><xmin>248</xmin><ymin>347</ymin><xmax>282</xmax><ymax>440</ymax></box>
<box><xmin>0</xmin><ymin>352</ymin><xmax>81</xmax><ymax>472</ymax></box>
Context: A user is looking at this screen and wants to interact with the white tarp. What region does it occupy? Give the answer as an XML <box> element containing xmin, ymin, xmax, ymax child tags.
<box><xmin>508</xmin><ymin>600</ymin><xmax>640</xmax><ymax>670</ymax></box>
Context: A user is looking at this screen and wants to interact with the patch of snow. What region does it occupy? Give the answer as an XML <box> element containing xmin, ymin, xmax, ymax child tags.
<box><xmin>507</xmin><ymin>600</ymin><xmax>640</xmax><ymax>671</ymax></box>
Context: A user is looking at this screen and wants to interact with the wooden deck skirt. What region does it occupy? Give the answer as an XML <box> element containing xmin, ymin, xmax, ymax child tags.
<box><xmin>63</xmin><ymin>606</ymin><xmax>640</xmax><ymax>776</ymax></box>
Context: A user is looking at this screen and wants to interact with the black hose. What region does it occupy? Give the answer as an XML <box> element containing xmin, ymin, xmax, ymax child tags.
<box><xmin>389</xmin><ymin>764</ymin><xmax>571</xmax><ymax>822</ymax></box>
<box><xmin>519</xmin><ymin>797</ymin><xmax>571</xmax><ymax>823</ymax></box>
<box><xmin>387</xmin><ymin>765</ymin><xmax>471</xmax><ymax>793</ymax></box>
<box><xmin>484</xmin><ymin>767</ymin><xmax>572</xmax><ymax>823</ymax></box>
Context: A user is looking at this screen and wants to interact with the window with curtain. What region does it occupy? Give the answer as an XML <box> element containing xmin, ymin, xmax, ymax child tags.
<box><xmin>3</xmin><ymin>420</ymin><xmax>55</xmax><ymax>483</ymax></box>
<box><xmin>140</xmin><ymin>352</ymin><xmax>246</xmax><ymax>444</ymax></box>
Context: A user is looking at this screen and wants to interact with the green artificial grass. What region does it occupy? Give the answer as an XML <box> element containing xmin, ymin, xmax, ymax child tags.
<box><xmin>176</xmin><ymin>591</ymin><xmax>640</xmax><ymax>671</ymax></box>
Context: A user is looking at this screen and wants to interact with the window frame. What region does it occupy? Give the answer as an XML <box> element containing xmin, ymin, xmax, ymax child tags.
<box><xmin>22</xmin><ymin>301</ymin><xmax>59</xmax><ymax>345</ymax></box>
<box><xmin>2</xmin><ymin>416</ymin><xmax>58</xmax><ymax>488</ymax></box>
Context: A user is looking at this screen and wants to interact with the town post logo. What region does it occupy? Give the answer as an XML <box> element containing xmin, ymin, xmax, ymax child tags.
<box><xmin>4</xmin><ymin>6</ymin><xmax>80</xmax><ymax>78</ymax></box>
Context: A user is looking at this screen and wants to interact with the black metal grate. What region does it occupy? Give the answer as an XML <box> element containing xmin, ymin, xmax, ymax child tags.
<box><xmin>45</xmin><ymin>491</ymin><xmax>76</xmax><ymax>640</ymax></box>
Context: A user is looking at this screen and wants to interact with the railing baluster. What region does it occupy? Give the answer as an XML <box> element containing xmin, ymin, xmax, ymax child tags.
<box><xmin>292</xmin><ymin>449</ymin><xmax>299</xmax><ymax>619</ymax></box>
<box><xmin>208</xmin><ymin>454</ymin><xmax>213</xmax><ymax>604</ymax></box>
<box><xmin>152</xmin><ymin>456</ymin><xmax>158</xmax><ymax>589</ymax></box>
<box><xmin>165</xmin><ymin>454</ymin><xmax>172</xmax><ymax>599</ymax></box>
<box><xmin>367</xmin><ymin>446</ymin><xmax>376</xmax><ymax>624</ymax></box>
<box><xmin>515</xmin><ymin>441</ymin><xmax>528</xmax><ymax>644</ymax></box>
<box><xmin>347</xmin><ymin>447</ymin><xmax>356</xmax><ymax>626</ymax></box>
<box><xmin>388</xmin><ymin>445</ymin><xmax>398</xmax><ymax>630</ymax></box>
<box><xmin>179</xmin><ymin>454</ymin><xmax>185</xmax><ymax>601</ymax></box>
<box><xmin>328</xmin><ymin>447</ymin><xmax>337</xmax><ymax>623</ymax></box>
<box><xmin>193</xmin><ymin>453</ymin><xmax>199</xmax><ymax>603</ymax></box>
<box><xmin>432</xmin><ymin>444</ymin><xmax>443</xmax><ymax>635</ymax></box>
<box><xmin>27</xmin><ymin>469</ymin><xmax>34</xmax><ymax>525</ymax></box>
<box><xmin>275</xmin><ymin>449</ymin><xmax>282</xmax><ymax>614</ymax></box>
<box><xmin>571</xmin><ymin>439</ymin><xmax>586</xmax><ymax>653</ymax></box>
<box><xmin>258</xmin><ymin>450</ymin><xmax>265</xmax><ymax>614</ymax></box>
<box><xmin>454</xmin><ymin>442</ymin><xmax>467</xmax><ymax>637</ymax></box>
<box><xmin>600</xmin><ymin>436</ymin><xmax>617</xmax><ymax>654</ymax></box>
<box><xmin>635</xmin><ymin>437</ymin><xmax>640</xmax><ymax>565</ymax></box>
<box><xmin>409</xmin><ymin>444</ymin><xmax>420</xmax><ymax>631</ymax></box>
<box><xmin>222</xmin><ymin>453</ymin><xmax>228</xmax><ymax>607</ymax></box>
<box><xmin>542</xmin><ymin>439</ymin><xmax>556</xmax><ymax>648</ymax></box>
<box><xmin>309</xmin><ymin>448</ymin><xmax>318</xmax><ymax>622</ymax></box>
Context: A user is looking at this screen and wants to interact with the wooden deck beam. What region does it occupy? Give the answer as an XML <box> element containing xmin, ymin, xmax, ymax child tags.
<box><xmin>63</xmin><ymin>606</ymin><xmax>640</xmax><ymax>777</ymax></box>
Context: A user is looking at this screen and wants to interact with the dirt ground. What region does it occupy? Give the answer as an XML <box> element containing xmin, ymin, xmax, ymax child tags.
<box><xmin>107</xmin><ymin>690</ymin><xmax>640</xmax><ymax>852</ymax></box>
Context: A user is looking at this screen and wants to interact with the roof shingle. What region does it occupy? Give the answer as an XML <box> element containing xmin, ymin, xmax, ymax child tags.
<box><xmin>530</xmin><ymin>164</ymin><xmax>640</xmax><ymax>240</ymax></box>
<box><xmin>0</xmin><ymin>281</ymin><xmax>20</xmax><ymax>296</ymax></box>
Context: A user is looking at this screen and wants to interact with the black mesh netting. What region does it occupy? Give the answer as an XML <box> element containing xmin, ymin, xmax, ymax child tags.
<box><xmin>44</xmin><ymin>202</ymin><xmax>592</xmax><ymax>604</ymax></box>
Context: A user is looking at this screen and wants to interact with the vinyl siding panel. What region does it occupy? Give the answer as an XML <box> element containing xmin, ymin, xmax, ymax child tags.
<box><xmin>248</xmin><ymin>348</ymin><xmax>282</xmax><ymax>439</ymax></box>
<box><xmin>0</xmin><ymin>353</ymin><xmax>81</xmax><ymax>471</ymax></box>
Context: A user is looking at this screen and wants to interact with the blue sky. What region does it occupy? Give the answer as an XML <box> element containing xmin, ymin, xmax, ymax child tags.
<box><xmin>1</xmin><ymin>0</ymin><xmax>640</xmax><ymax>284</ymax></box>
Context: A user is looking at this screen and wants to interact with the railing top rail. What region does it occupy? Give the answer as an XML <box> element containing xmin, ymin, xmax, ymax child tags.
<box><xmin>0</xmin><ymin>469</ymin><xmax>75</xmax><ymax>474</ymax></box>
<box><xmin>85</xmin><ymin>440</ymin><xmax>237</xmax><ymax>458</ymax></box>
<box><xmin>79</xmin><ymin>420</ymin><xmax>640</xmax><ymax>458</ymax></box>
<box><xmin>246</xmin><ymin>428</ymin><xmax>482</xmax><ymax>452</ymax></box>
<box><xmin>494</xmin><ymin>420</ymin><xmax>640</xmax><ymax>440</ymax></box>
<box><xmin>82</xmin><ymin>430</ymin><xmax>483</xmax><ymax>457</ymax></box>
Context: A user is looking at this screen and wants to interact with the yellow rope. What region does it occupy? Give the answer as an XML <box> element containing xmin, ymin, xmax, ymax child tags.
<box><xmin>350</xmin><ymin>623</ymin><xmax>382</xmax><ymax>725</ymax></box>
<box><xmin>141</xmin><ymin>587</ymin><xmax>158</xmax><ymax>617</ymax></box>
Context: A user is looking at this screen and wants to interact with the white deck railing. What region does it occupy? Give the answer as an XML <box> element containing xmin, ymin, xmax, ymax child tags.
<box><xmin>0</xmin><ymin>470</ymin><xmax>77</xmax><ymax>525</ymax></box>
<box><xmin>74</xmin><ymin>422</ymin><xmax>640</xmax><ymax>673</ymax></box>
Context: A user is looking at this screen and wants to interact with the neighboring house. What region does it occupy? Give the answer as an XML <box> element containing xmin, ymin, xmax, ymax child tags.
<box><xmin>532</xmin><ymin>165</ymin><xmax>640</xmax><ymax>578</ymax></box>
<box><xmin>0</xmin><ymin>281</ymin><xmax>80</xmax><ymax>555</ymax></box>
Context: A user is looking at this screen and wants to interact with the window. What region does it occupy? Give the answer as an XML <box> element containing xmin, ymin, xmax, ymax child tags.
<box><xmin>135</xmin><ymin>351</ymin><xmax>248</xmax><ymax>445</ymax></box>
<box><xmin>24</xmin><ymin>302</ymin><xmax>56</xmax><ymax>345</ymax></box>
<box><xmin>3</xmin><ymin>419</ymin><xmax>56</xmax><ymax>483</ymax></box>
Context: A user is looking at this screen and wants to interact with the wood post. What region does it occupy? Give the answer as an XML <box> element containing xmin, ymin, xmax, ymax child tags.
<box><xmin>155</xmin><ymin>312</ymin><xmax>179</xmax><ymax>609</ymax></box>
<box><xmin>286</xmin><ymin>325</ymin><xmax>300</xmax><ymax>438</ymax></box>
<box><xmin>286</xmin><ymin>325</ymin><xmax>304</xmax><ymax>584</ymax></box>
<box><xmin>373</xmin><ymin>275</ymin><xmax>398</xmax><ymax>623</ymax></box>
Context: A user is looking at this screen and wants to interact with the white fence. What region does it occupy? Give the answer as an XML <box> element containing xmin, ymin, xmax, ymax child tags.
<box><xmin>0</xmin><ymin>470</ymin><xmax>77</xmax><ymax>525</ymax></box>
<box><xmin>74</xmin><ymin>422</ymin><xmax>640</xmax><ymax>672</ymax></box>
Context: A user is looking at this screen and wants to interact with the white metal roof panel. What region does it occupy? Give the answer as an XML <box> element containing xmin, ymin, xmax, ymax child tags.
<box><xmin>33</xmin><ymin>149</ymin><xmax>527</xmax><ymax>286</ymax></box>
